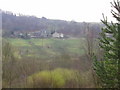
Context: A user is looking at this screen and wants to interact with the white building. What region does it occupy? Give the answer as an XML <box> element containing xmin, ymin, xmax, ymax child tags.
<box><xmin>60</xmin><ymin>33</ymin><xmax>64</xmax><ymax>38</ymax></box>
<box><xmin>52</xmin><ymin>32</ymin><xmax>64</xmax><ymax>38</ymax></box>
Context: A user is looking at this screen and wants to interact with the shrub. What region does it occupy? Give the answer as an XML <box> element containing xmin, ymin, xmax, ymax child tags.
<box><xmin>27</xmin><ymin>68</ymin><xmax>82</xmax><ymax>88</ymax></box>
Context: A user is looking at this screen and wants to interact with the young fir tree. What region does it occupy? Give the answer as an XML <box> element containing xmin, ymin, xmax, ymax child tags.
<box><xmin>93</xmin><ymin>0</ymin><xmax>120</xmax><ymax>88</ymax></box>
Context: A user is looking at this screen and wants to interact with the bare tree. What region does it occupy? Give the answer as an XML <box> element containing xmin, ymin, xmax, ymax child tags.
<box><xmin>83</xmin><ymin>22</ymin><xmax>98</xmax><ymax>87</ymax></box>
<box><xmin>2</xmin><ymin>42</ymin><xmax>16</xmax><ymax>88</ymax></box>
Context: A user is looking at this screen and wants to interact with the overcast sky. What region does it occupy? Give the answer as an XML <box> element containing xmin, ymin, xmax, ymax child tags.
<box><xmin>0</xmin><ymin>0</ymin><xmax>115</xmax><ymax>22</ymax></box>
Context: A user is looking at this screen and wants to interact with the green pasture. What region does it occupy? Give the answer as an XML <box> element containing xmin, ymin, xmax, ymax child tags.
<box><xmin>6</xmin><ymin>38</ymin><xmax>85</xmax><ymax>59</ymax></box>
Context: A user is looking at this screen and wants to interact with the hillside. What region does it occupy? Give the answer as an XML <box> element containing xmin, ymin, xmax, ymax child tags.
<box><xmin>2</xmin><ymin>11</ymin><xmax>104</xmax><ymax>37</ymax></box>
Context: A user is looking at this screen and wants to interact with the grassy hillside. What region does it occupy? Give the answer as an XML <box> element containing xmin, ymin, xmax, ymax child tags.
<box><xmin>6</xmin><ymin>38</ymin><xmax>85</xmax><ymax>59</ymax></box>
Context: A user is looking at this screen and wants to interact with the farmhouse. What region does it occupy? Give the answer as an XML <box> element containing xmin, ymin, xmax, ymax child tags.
<box><xmin>52</xmin><ymin>32</ymin><xmax>64</xmax><ymax>38</ymax></box>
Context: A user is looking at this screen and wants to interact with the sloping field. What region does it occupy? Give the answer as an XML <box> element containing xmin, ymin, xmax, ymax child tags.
<box><xmin>6</xmin><ymin>38</ymin><xmax>85</xmax><ymax>59</ymax></box>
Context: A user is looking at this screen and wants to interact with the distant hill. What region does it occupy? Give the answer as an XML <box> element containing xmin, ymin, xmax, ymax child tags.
<box><xmin>2</xmin><ymin>11</ymin><xmax>104</xmax><ymax>37</ymax></box>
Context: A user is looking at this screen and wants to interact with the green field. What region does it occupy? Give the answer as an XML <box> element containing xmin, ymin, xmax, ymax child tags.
<box><xmin>6</xmin><ymin>38</ymin><xmax>85</xmax><ymax>59</ymax></box>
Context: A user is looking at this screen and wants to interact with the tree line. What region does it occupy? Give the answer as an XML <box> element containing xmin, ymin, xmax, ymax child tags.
<box><xmin>2</xmin><ymin>11</ymin><xmax>103</xmax><ymax>38</ymax></box>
